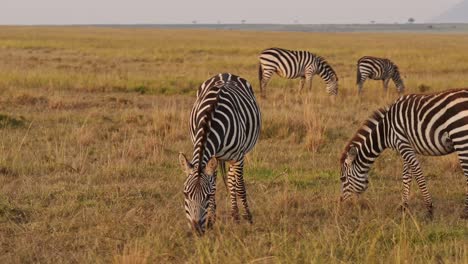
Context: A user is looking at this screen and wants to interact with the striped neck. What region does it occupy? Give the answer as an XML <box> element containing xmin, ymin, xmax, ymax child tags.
<box><xmin>313</xmin><ymin>57</ymin><xmax>338</xmax><ymax>93</ymax></box>
<box><xmin>342</xmin><ymin>107</ymin><xmax>392</xmax><ymax>173</ymax></box>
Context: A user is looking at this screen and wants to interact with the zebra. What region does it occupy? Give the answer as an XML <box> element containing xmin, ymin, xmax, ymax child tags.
<box><xmin>178</xmin><ymin>73</ymin><xmax>261</xmax><ymax>234</ymax></box>
<box><xmin>340</xmin><ymin>89</ymin><xmax>468</xmax><ymax>219</ymax></box>
<box><xmin>356</xmin><ymin>56</ymin><xmax>405</xmax><ymax>95</ymax></box>
<box><xmin>258</xmin><ymin>47</ymin><xmax>338</xmax><ymax>98</ymax></box>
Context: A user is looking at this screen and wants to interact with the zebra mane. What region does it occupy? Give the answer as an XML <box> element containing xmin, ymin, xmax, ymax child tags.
<box><xmin>194</xmin><ymin>81</ymin><xmax>223</xmax><ymax>174</ymax></box>
<box><xmin>340</xmin><ymin>107</ymin><xmax>388</xmax><ymax>163</ymax></box>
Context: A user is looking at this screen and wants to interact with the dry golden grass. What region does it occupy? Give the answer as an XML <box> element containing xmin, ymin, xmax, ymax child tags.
<box><xmin>0</xmin><ymin>26</ymin><xmax>467</xmax><ymax>263</ymax></box>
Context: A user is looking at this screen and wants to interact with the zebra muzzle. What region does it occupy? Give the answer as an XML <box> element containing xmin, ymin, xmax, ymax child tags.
<box><xmin>191</xmin><ymin>220</ymin><xmax>205</xmax><ymax>236</ymax></box>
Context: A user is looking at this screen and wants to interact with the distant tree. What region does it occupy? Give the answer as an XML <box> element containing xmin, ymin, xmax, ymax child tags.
<box><xmin>192</xmin><ymin>20</ymin><xmax>197</xmax><ymax>24</ymax></box>
<box><xmin>370</xmin><ymin>20</ymin><xmax>375</xmax><ymax>24</ymax></box>
<box><xmin>241</xmin><ymin>20</ymin><xmax>246</xmax><ymax>24</ymax></box>
<box><xmin>408</xmin><ymin>17</ymin><xmax>415</xmax><ymax>24</ymax></box>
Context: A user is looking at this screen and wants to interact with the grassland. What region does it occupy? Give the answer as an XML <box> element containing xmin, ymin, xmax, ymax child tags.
<box><xmin>0</xmin><ymin>26</ymin><xmax>467</xmax><ymax>263</ymax></box>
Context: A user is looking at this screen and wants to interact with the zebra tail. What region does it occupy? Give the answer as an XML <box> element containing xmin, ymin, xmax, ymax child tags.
<box><xmin>220</xmin><ymin>161</ymin><xmax>228</xmax><ymax>192</ymax></box>
<box><xmin>356</xmin><ymin>67</ymin><xmax>362</xmax><ymax>85</ymax></box>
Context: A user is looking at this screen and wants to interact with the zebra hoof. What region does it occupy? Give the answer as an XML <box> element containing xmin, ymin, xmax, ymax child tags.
<box><xmin>425</xmin><ymin>210</ymin><xmax>434</xmax><ymax>221</ymax></box>
<box><xmin>206</xmin><ymin>218</ymin><xmax>216</xmax><ymax>229</ymax></box>
<box><xmin>232</xmin><ymin>213</ymin><xmax>240</xmax><ymax>223</ymax></box>
<box><xmin>460</xmin><ymin>212</ymin><xmax>468</xmax><ymax>219</ymax></box>
<box><xmin>243</xmin><ymin>214</ymin><xmax>253</xmax><ymax>224</ymax></box>
<box><xmin>397</xmin><ymin>203</ymin><xmax>409</xmax><ymax>213</ymax></box>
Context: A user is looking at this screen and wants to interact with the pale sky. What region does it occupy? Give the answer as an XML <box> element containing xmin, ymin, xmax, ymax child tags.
<box><xmin>0</xmin><ymin>0</ymin><xmax>463</xmax><ymax>25</ymax></box>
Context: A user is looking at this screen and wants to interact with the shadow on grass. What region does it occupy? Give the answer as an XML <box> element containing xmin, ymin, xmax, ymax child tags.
<box><xmin>0</xmin><ymin>114</ymin><xmax>26</xmax><ymax>128</ymax></box>
<box><xmin>0</xmin><ymin>196</ymin><xmax>30</xmax><ymax>224</ymax></box>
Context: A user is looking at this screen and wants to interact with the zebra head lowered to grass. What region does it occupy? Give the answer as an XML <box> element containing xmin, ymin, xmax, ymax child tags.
<box><xmin>258</xmin><ymin>47</ymin><xmax>339</xmax><ymax>98</ymax></box>
<box><xmin>340</xmin><ymin>89</ymin><xmax>468</xmax><ymax>219</ymax></box>
<box><xmin>179</xmin><ymin>73</ymin><xmax>261</xmax><ymax>235</ymax></box>
<box><xmin>356</xmin><ymin>56</ymin><xmax>405</xmax><ymax>95</ymax></box>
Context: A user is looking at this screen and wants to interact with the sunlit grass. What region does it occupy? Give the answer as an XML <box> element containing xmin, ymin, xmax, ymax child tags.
<box><xmin>0</xmin><ymin>26</ymin><xmax>467</xmax><ymax>263</ymax></box>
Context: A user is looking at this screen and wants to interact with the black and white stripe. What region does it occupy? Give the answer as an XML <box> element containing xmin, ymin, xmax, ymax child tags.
<box><xmin>259</xmin><ymin>47</ymin><xmax>339</xmax><ymax>97</ymax></box>
<box><xmin>340</xmin><ymin>89</ymin><xmax>468</xmax><ymax>218</ymax></box>
<box><xmin>179</xmin><ymin>73</ymin><xmax>261</xmax><ymax>234</ymax></box>
<box><xmin>357</xmin><ymin>56</ymin><xmax>405</xmax><ymax>95</ymax></box>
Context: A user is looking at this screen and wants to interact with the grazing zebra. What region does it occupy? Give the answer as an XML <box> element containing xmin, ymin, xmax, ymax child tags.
<box><xmin>356</xmin><ymin>56</ymin><xmax>405</xmax><ymax>95</ymax></box>
<box><xmin>258</xmin><ymin>47</ymin><xmax>338</xmax><ymax>98</ymax></box>
<box><xmin>178</xmin><ymin>73</ymin><xmax>261</xmax><ymax>234</ymax></box>
<box><xmin>340</xmin><ymin>89</ymin><xmax>468</xmax><ymax>219</ymax></box>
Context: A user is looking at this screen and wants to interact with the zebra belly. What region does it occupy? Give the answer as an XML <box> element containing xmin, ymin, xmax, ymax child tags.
<box><xmin>407</xmin><ymin>134</ymin><xmax>455</xmax><ymax>156</ymax></box>
<box><xmin>369</xmin><ymin>75</ymin><xmax>383</xmax><ymax>80</ymax></box>
<box><xmin>214</xmin><ymin>139</ymin><xmax>251</xmax><ymax>162</ymax></box>
<box><xmin>276</xmin><ymin>69</ymin><xmax>298</xmax><ymax>79</ymax></box>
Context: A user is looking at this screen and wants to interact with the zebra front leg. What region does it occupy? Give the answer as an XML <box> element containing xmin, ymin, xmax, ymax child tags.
<box><xmin>207</xmin><ymin>172</ymin><xmax>217</xmax><ymax>229</ymax></box>
<box><xmin>307</xmin><ymin>76</ymin><xmax>313</xmax><ymax>91</ymax></box>
<box><xmin>227</xmin><ymin>163</ymin><xmax>240</xmax><ymax>222</ymax></box>
<box><xmin>401</xmin><ymin>148</ymin><xmax>433</xmax><ymax>218</ymax></box>
<box><xmin>298</xmin><ymin>77</ymin><xmax>305</xmax><ymax>92</ymax></box>
<box><xmin>400</xmin><ymin>162</ymin><xmax>413</xmax><ymax>210</ymax></box>
<box><xmin>232</xmin><ymin>159</ymin><xmax>253</xmax><ymax>223</ymax></box>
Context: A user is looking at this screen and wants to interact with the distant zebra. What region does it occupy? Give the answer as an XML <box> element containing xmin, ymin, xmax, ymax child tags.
<box><xmin>178</xmin><ymin>73</ymin><xmax>261</xmax><ymax>234</ymax></box>
<box><xmin>340</xmin><ymin>89</ymin><xmax>468</xmax><ymax>219</ymax></box>
<box><xmin>258</xmin><ymin>47</ymin><xmax>338</xmax><ymax>98</ymax></box>
<box><xmin>357</xmin><ymin>56</ymin><xmax>405</xmax><ymax>95</ymax></box>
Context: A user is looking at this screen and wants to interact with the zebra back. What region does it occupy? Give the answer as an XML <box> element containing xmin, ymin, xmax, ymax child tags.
<box><xmin>190</xmin><ymin>73</ymin><xmax>261</xmax><ymax>168</ymax></box>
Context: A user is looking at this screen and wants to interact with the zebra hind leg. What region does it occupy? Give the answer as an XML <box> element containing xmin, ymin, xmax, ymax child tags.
<box><xmin>260</xmin><ymin>79</ymin><xmax>267</xmax><ymax>98</ymax></box>
<box><xmin>233</xmin><ymin>160</ymin><xmax>253</xmax><ymax>223</ymax></box>
<box><xmin>455</xmin><ymin>151</ymin><xmax>468</xmax><ymax>219</ymax></box>
<box><xmin>227</xmin><ymin>163</ymin><xmax>240</xmax><ymax>222</ymax></box>
<box><xmin>260</xmin><ymin>71</ymin><xmax>272</xmax><ymax>99</ymax></box>
<box><xmin>357</xmin><ymin>81</ymin><xmax>364</xmax><ymax>95</ymax></box>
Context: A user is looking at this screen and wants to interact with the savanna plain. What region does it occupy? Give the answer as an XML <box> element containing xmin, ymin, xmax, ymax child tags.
<box><xmin>0</xmin><ymin>26</ymin><xmax>467</xmax><ymax>263</ymax></box>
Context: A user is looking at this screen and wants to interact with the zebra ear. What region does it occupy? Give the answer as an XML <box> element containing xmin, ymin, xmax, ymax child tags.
<box><xmin>346</xmin><ymin>146</ymin><xmax>358</xmax><ymax>164</ymax></box>
<box><xmin>178</xmin><ymin>153</ymin><xmax>192</xmax><ymax>174</ymax></box>
<box><xmin>204</xmin><ymin>157</ymin><xmax>218</xmax><ymax>176</ymax></box>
